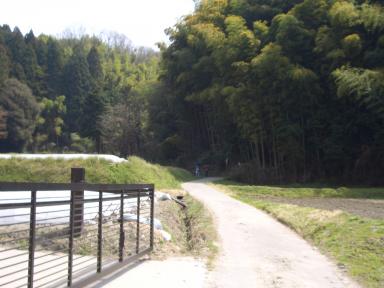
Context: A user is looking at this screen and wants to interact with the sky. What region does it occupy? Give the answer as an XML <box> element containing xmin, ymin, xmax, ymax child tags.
<box><xmin>0</xmin><ymin>0</ymin><xmax>195</xmax><ymax>49</ymax></box>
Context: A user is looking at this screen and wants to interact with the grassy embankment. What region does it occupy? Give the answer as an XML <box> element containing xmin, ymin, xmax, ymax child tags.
<box><xmin>0</xmin><ymin>156</ymin><xmax>216</xmax><ymax>264</ymax></box>
<box><xmin>0</xmin><ymin>156</ymin><xmax>193</xmax><ymax>189</ymax></box>
<box><xmin>212</xmin><ymin>180</ymin><xmax>384</xmax><ymax>288</ymax></box>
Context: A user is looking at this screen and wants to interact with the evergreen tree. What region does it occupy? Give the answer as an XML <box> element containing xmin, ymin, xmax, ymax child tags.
<box><xmin>0</xmin><ymin>107</ymin><xmax>7</xmax><ymax>139</ymax></box>
<box><xmin>0</xmin><ymin>44</ymin><xmax>10</xmax><ymax>84</ymax></box>
<box><xmin>46</xmin><ymin>38</ymin><xmax>64</xmax><ymax>97</ymax></box>
<box><xmin>63</xmin><ymin>51</ymin><xmax>92</xmax><ymax>132</ymax></box>
<box><xmin>87</xmin><ymin>46</ymin><xmax>104</xmax><ymax>81</ymax></box>
<box><xmin>0</xmin><ymin>78</ymin><xmax>40</xmax><ymax>151</ymax></box>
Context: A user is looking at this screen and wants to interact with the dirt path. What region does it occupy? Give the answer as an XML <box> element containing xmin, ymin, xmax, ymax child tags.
<box><xmin>182</xmin><ymin>179</ymin><xmax>361</xmax><ymax>288</ymax></box>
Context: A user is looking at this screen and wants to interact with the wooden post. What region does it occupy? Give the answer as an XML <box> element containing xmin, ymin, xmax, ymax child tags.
<box><xmin>71</xmin><ymin>168</ymin><xmax>85</xmax><ymax>237</ymax></box>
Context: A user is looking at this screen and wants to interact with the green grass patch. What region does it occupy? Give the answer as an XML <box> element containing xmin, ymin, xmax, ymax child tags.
<box><xmin>213</xmin><ymin>182</ymin><xmax>384</xmax><ymax>288</ymax></box>
<box><xmin>0</xmin><ymin>156</ymin><xmax>193</xmax><ymax>189</ymax></box>
<box><xmin>214</xmin><ymin>180</ymin><xmax>384</xmax><ymax>199</ymax></box>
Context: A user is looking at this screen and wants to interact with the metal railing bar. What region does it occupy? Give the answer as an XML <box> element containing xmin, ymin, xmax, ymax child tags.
<box><xmin>0</xmin><ymin>250</ymin><xmax>29</xmax><ymax>261</ymax></box>
<box><xmin>78</xmin><ymin>209</ymin><xmax>122</xmax><ymax>217</ymax></box>
<box><xmin>101</xmin><ymin>231</ymin><xmax>122</xmax><ymax>239</ymax></box>
<box><xmin>97</xmin><ymin>191</ymin><xmax>102</xmax><ymax>273</ymax></box>
<box><xmin>73</xmin><ymin>254</ymin><xmax>96</xmax><ymax>262</ymax></box>
<box><xmin>71</xmin><ymin>262</ymin><xmax>97</xmax><ymax>277</ymax></box>
<box><xmin>72</xmin><ymin>257</ymin><xmax>96</xmax><ymax>268</ymax></box>
<box><xmin>0</xmin><ymin>265</ymin><xmax>31</xmax><ymax>278</ymax></box>
<box><xmin>67</xmin><ymin>190</ymin><xmax>74</xmax><ymax>287</ymax></box>
<box><xmin>0</xmin><ymin>274</ymin><xmax>27</xmax><ymax>286</ymax></box>
<box><xmin>13</xmin><ymin>282</ymin><xmax>28</xmax><ymax>288</ymax></box>
<box><xmin>1</xmin><ymin>236</ymin><xmax>67</xmax><ymax>248</ymax></box>
<box><xmin>0</xmin><ymin>212</ymin><xmax>32</xmax><ymax>218</ymax></box>
<box><xmin>136</xmin><ymin>190</ymin><xmax>140</xmax><ymax>254</ymax></box>
<box><xmin>78</xmin><ymin>229</ymin><xmax>100</xmax><ymax>235</ymax></box>
<box><xmin>0</xmin><ymin>220</ymin><xmax>30</xmax><ymax>227</ymax></box>
<box><xmin>34</xmin><ymin>259</ymin><xmax>68</xmax><ymax>276</ymax></box>
<box><xmin>0</xmin><ymin>195</ymin><xmax>136</xmax><ymax>210</ymax></box>
<box><xmin>36</xmin><ymin>208</ymin><xmax>70</xmax><ymax>215</ymax></box>
<box><xmin>0</xmin><ymin>236</ymin><xmax>30</xmax><ymax>245</ymax></box>
<box><xmin>0</xmin><ymin>258</ymin><xmax>28</xmax><ymax>269</ymax></box>
<box><xmin>34</xmin><ymin>243</ymin><xmax>70</xmax><ymax>252</ymax></box>
<box><xmin>149</xmin><ymin>189</ymin><xmax>154</xmax><ymax>250</ymax></box>
<box><xmin>0</xmin><ymin>245</ymin><xmax>31</xmax><ymax>254</ymax></box>
<box><xmin>34</xmin><ymin>248</ymin><xmax>68</xmax><ymax>260</ymax></box>
<box><xmin>34</xmin><ymin>254</ymin><xmax>68</xmax><ymax>268</ymax></box>
<box><xmin>71</xmin><ymin>218</ymin><xmax>96</xmax><ymax>225</ymax></box>
<box><xmin>34</xmin><ymin>267</ymin><xmax>67</xmax><ymax>282</ymax></box>
<box><xmin>99</xmin><ymin>233</ymin><xmax>120</xmax><ymax>241</ymax></box>
<box><xmin>31</xmin><ymin>214</ymin><xmax>70</xmax><ymax>222</ymax></box>
<box><xmin>73</xmin><ymin>263</ymin><xmax>97</xmax><ymax>277</ymax></box>
<box><xmin>35</xmin><ymin>233</ymin><xmax>71</xmax><ymax>242</ymax></box>
<box><xmin>34</xmin><ymin>274</ymin><xmax>67</xmax><ymax>288</ymax></box>
<box><xmin>0</xmin><ymin>198</ymin><xmax>30</xmax><ymax>201</ymax></box>
<box><xmin>77</xmin><ymin>211</ymin><xmax>99</xmax><ymax>217</ymax></box>
<box><xmin>76</xmin><ymin>231</ymin><xmax>118</xmax><ymax>242</ymax></box>
<box><xmin>0</xmin><ymin>223</ymin><xmax>68</xmax><ymax>237</ymax></box>
<box><xmin>74</xmin><ymin>237</ymin><xmax>98</xmax><ymax>245</ymax></box>
<box><xmin>0</xmin><ymin>182</ymin><xmax>154</xmax><ymax>192</ymax></box>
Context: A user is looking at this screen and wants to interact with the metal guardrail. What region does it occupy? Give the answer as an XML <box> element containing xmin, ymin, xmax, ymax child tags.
<box><xmin>0</xmin><ymin>175</ymin><xmax>154</xmax><ymax>287</ymax></box>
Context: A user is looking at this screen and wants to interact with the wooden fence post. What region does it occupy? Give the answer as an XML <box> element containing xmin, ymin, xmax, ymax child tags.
<box><xmin>71</xmin><ymin>168</ymin><xmax>85</xmax><ymax>237</ymax></box>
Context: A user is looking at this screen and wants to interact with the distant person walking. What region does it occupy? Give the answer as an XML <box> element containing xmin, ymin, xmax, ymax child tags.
<box><xmin>194</xmin><ymin>162</ymin><xmax>200</xmax><ymax>177</ymax></box>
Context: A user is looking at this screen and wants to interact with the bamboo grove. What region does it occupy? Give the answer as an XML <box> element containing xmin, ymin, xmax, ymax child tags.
<box><xmin>157</xmin><ymin>0</ymin><xmax>384</xmax><ymax>184</ymax></box>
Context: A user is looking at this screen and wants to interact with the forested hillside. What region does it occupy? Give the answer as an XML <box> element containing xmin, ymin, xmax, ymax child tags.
<box><xmin>0</xmin><ymin>26</ymin><xmax>158</xmax><ymax>156</ymax></box>
<box><xmin>1</xmin><ymin>0</ymin><xmax>384</xmax><ymax>185</ymax></box>
<box><xmin>157</xmin><ymin>0</ymin><xmax>384</xmax><ymax>184</ymax></box>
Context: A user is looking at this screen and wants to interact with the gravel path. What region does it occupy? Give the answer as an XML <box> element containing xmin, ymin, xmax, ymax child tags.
<box><xmin>182</xmin><ymin>178</ymin><xmax>361</xmax><ymax>288</ymax></box>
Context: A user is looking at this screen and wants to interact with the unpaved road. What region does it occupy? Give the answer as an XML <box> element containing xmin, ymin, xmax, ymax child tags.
<box><xmin>182</xmin><ymin>179</ymin><xmax>361</xmax><ymax>288</ymax></box>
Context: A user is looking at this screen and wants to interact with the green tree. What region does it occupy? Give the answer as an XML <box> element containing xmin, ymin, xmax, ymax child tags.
<box><xmin>87</xmin><ymin>46</ymin><xmax>104</xmax><ymax>81</ymax></box>
<box><xmin>35</xmin><ymin>95</ymin><xmax>66</xmax><ymax>149</ymax></box>
<box><xmin>0</xmin><ymin>44</ymin><xmax>10</xmax><ymax>84</ymax></box>
<box><xmin>46</xmin><ymin>38</ymin><xmax>64</xmax><ymax>97</ymax></box>
<box><xmin>0</xmin><ymin>106</ymin><xmax>7</xmax><ymax>139</ymax></box>
<box><xmin>63</xmin><ymin>51</ymin><xmax>91</xmax><ymax>131</ymax></box>
<box><xmin>0</xmin><ymin>78</ymin><xmax>39</xmax><ymax>151</ymax></box>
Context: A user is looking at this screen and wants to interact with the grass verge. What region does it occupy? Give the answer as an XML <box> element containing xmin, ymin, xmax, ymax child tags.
<box><xmin>214</xmin><ymin>180</ymin><xmax>384</xmax><ymax>199</ymax></box>
<box><xmin>212</xmin><ymin>182</ymin><xmax>384</xmax><ymax>288</ymax></box>
<box><xmin>0</xmin><ymin>156</ymin><xmax>193</xmax><ymax>189</ymax></box>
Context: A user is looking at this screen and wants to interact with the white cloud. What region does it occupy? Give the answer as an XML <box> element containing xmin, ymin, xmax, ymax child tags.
<box><xmin>0</xmin><ymin>0</ymin><xmax>195</xmax><ymax>48</ymax></box>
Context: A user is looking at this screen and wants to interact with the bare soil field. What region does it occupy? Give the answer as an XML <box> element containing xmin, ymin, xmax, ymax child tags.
<box><xmin>248</xmin><ymin>196</ymin><xmax>384</xmax><ymax>219</ymax></box>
